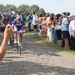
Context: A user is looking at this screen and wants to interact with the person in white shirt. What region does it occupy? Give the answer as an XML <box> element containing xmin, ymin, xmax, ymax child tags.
<box><xmin>55</xmin><ymin>20</ymin><xmax>62</xmax><ymax>45</ymax></box>
<box><xmin>32</xmin><ymin>12</ymin><xmax>38</xmax><ymax>33</ymax></box>
<box><xmin>69</xmin><ymin>16</ymin><xmax>75</xmax><ymax>50</ymax></box>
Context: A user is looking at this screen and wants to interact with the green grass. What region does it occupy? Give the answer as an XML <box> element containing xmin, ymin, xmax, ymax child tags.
<box><xmin>26</xmin><ymin>31</ymin><xmax>75</xmax><ymax>55</ymax></box>
<box><xmin>0</xmin><ymin>19</ymin><xmax>2</xmax><ymax>24</ymax></box>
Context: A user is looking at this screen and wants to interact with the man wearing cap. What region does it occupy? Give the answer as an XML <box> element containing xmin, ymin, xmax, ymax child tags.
<box><xmin>61</xmin><ymin>12</ymin><xmax>69</xmax><ymax>49</ymax></box>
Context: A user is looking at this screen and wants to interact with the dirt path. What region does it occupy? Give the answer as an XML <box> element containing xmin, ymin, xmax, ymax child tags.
<box><xmin>0</xmin><ymin>35</ymin><xmax>75</xmax><ymax>75</ymax></box>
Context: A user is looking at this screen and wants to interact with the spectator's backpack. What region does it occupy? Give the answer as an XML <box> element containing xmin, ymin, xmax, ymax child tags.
<box><xmin>29</xmin><ymin>15</ymin><xmax>33</xmax><ymax>20</ymax></box>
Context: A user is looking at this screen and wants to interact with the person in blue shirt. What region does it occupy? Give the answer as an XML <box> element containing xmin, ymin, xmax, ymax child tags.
<box><xmin>61</xmin><ymin>12</ymin><xmax>69</xmax><ymax>49</ymax></box>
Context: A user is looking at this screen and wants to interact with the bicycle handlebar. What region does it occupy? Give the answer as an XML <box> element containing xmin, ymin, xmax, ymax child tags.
<box><xmin>17</xmin><ymin>30</ymin><xmax>25</xmax><ymax>33</ymax></box>
<box><xmin>13</xmin><ymin>30</ymin><xmax>25</xmax><ymax>33</ymax></box>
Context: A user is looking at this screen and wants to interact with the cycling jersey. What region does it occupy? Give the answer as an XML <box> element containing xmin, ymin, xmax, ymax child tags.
<box><xmin>12</xmin><ymin>19</ymin><xmax>25</xmax><ymax>31</ymax></box>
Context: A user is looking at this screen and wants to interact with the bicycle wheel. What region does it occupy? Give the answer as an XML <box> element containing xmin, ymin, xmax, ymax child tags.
<box><xmin>11</xmin><ymin>40</ymin><xmax>14</xmax><ymax>48</ymax></box>
<box><xmin>16</xmin><ymin>43</ymin><xmax>18</xmax><ymax>53</ymax></box>
<box><xmin>18</xmin><ymin>46</ymin><xmax>21</xmax><ymax>55</ymax></box>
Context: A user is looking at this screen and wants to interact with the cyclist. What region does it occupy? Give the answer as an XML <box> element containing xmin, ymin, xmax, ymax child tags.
<box><xmin>12</xmin><ymin>16</ymin><xmax>25</xmax><ymax>49</ymax></box>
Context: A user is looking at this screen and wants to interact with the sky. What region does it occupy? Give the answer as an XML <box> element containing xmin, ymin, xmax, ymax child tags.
<box><xmin>0</xmin><ymin>0</ymin><xmax>75</xmax><ymax>15</ymax></box>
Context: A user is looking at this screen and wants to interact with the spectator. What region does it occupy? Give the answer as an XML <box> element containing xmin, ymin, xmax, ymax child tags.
<box><xmin>22</xmin><ymin>14</ymin><xmax>26</xmax><ymax>23</ymax></box>
<box><xmin>46</xmin><ymin>14</ymin><xmax>52</xmax><ymax>40</ymax></box>
<box><xmin>55</xmin><ymin>20</ymin><xmax>62</xmax><ymax>45</ymax></box>
<box><xmin>32</xmin><ymin>12</ymin><xmax>38</xmax><ymax>33</ymax></box>
<box><xmin>42</xmin><ymin>17</ymin><xmax>47</xmax><ymax>36</ymax></box>
<box><xmin>61</xmin><ymin>13</ymin><xmax>69</xmax><ymax>49</ymax></box>
<box><xmin>38</xmin><ymin>14</ymin><xmax>43</xmax><ymax>35</ymax></box>
<box><xmin>66</xmin><ymin>12</ymin><xmax>71</xmax><ymax>47</ymax></box>
<box><xmin>69</xmin><ymin>16</ymin><xmax>75</xmax><ymax>50</ymax></box>
<box><xmin>27</xmin><ymin>13</ymin><xmax>32</xmax><ymax>31</ymax></box>
<box><xmin>51</xmin><ymin>14</ymin><xmax>58</xmax><ymax>43</ymax></box>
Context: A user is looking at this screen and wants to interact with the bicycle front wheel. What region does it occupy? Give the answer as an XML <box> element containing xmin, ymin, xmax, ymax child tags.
<box><xmin>18</xmin><ymin>46</ymin><xmax>21</xmax><ymax>55</ymax></box>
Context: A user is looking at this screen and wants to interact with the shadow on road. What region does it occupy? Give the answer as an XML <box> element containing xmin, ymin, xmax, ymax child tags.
<box><xmin>0</xmin><ymin>60</ymin><xmax>75</xmax><ymax>75</ymax></box>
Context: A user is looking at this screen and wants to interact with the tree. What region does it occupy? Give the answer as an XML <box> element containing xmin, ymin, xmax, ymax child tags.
<box><xmin>30</xmin><ymin>4</ymin><xmax>39</xmax><ymax>13</ymax></box>
<box><xmin>37</xmin><ymin>8</ymin><xmax>46</xmax><ymax>17</ymax></box>
<box><xmin>22</xmin><ymin>11</ymin><xmax>28</xmax><ymax>16</ymax></box>
<box><xmin>18</xmin><ymin>4</ymin><xmax>30</xmax><ymax>13</ymax></box>
<box><xmin>0</xmin><ymin>4</ymin><xmax>46</xmax><ymax>17</ymax></box>
<box><xmin>0</xmin><ymin>4</ymin><xmax>5</xmax><ymax>12</ymax></box>
<box><xmin>5</xmin><ymin>4</ymin><xmax>17</xmax><ymax>12</ymax></box>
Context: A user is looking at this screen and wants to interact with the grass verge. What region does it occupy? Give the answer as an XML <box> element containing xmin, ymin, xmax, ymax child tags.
<box><xmin>26</xmin><ymin>31</ymin><xmax>75</xmax><ymax>55</ymax></box>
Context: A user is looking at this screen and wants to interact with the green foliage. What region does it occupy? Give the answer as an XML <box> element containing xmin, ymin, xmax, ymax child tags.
<box><xmin>5</xmin><ymin>4</ymin><xmax>17</xmax><ymax>12</ymax></box>
<box><xmin>22</xmin><ymin>11</ymin><xmax>28</xmax><ymax>16</ymax></box>
<box><xmin>30</xmin><ymin>4</ymin><xmax>39</xmax><ymax>13</ymax></box>
<box><xmin>0</xmin><ymin>4</ymin><xmax>5</xmax><ymax>12</ymax></box>
<box><xmin>18</xmin><ymin>4</ymin><xmax>30</xmax><ymax>13</ymax></box>
<box><xmin>37</xmin><ymin>8</ymin><xmax>46</xmax><ymax>17</ymax></box>
<box><xmin>0</xmin><ymin>4</ymin><xmax>46</xmax><ymax>17</ymax></box>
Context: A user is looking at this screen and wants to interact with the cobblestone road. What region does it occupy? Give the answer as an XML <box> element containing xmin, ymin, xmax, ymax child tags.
<box><xmin>0</xmin><ymin>35</ymin><xmax>75</xmax><ymax>75</ymax></box>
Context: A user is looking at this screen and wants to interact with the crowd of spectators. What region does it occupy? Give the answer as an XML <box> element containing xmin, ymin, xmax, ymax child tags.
<box><xmin>27</xmin><ymin>12</ymin><xmax>75</xmax><ymax>50</ymax></box>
